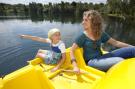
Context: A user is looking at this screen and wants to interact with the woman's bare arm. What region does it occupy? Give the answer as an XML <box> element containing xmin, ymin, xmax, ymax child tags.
<box><xmin>107</xmin><ymin>38</ymin><xmax>133</xmax><ymax>48</ymax></box>
<box><xmin>70</xmin><ymin>43</ymin><xmax>80</xmax><ymax>73</ymax></box>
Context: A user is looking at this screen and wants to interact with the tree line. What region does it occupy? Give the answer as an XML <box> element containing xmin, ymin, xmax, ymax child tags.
<box><xmin>107</xmin><ymin>0</ymin><xmax>135</xmax><ymax>18</ymax></box>
<box><xmin>0</xmin><ymin>0</ymin><xmax>134</xmax><ymax>18</ymax></box>
<box><xmin>0</xmin><ymin>1</ymin><xmax>105</xmax><ymax>16</ymax></box>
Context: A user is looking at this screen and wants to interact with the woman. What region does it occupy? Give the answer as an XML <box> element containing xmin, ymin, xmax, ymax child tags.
<box><xmin>70</xmin><ymin>10</ymin><xmax>135</xmax><ymax>72</ymax></box>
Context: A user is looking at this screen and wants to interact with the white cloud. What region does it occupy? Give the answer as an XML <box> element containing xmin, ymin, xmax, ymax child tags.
<box><xmin>0</xmin><ymin>0</ymin><xmax>106</xmax><ymax>4</ymax></box>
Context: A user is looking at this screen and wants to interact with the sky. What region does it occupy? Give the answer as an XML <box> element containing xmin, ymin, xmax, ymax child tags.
<box><xmin>0</xmin><ymin>0</ymin><xmax>107</xmax><ymax>4</ymax></box>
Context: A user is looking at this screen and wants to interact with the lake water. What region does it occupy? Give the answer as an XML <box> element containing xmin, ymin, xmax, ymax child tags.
<box><xmin>0</xmin><ymin>16</ymin><xmax>135</xmax><ymax>76</ymax></box>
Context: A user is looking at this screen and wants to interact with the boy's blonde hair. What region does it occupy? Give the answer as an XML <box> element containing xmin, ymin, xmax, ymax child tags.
<box><xmin>48</xmin><ymin>28</ymin><xmax>60</xmax><ymax>40</ymax></box>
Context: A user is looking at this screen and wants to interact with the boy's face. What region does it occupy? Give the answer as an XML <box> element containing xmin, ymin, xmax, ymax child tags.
<box><xmin>51</xmin><ymin>32</ymin><xmax>61</xmax><ymax>42</ymax></box>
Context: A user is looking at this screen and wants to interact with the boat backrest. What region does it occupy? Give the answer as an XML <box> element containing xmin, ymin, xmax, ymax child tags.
<box><xmin>61</xmin><ymin>48</ymin><xmax>86</xmax><ymax>69</ymax></box>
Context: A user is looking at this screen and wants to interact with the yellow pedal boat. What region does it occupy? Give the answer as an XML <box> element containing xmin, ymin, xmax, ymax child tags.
<box><xmin>0</xmin><ymin>48</ymin><xmax>135</xmax><ymax>89</ymax></box>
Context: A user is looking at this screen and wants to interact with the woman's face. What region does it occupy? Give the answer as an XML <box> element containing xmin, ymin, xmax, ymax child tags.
<box><xmin>82</xmin><ymin>16</ymin><xmax>91</xmax><ymax>31</ymax></box>
<box><xmin>51</xmin><ymin>32</ymin><xmax>61</xmax><ymax>42</ymax></box>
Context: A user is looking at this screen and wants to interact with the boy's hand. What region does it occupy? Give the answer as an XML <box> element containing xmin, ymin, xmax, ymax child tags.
<box><xmin>51</xmin><ymin>66</ymin><xmax>60</xmax><ymax>72</ymax></box>
<box><xmin>20</xmin><ymin>35</ymin><xmax>26</xmax><ymax>38</ymax></box>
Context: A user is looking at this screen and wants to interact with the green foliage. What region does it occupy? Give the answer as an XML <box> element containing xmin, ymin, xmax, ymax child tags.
<box><xmin>0</xmin><ymin>1</ymin><xmax>134</xmax><ymax>18</ymax></box>
<box><xmin>0</xmin><ymin>2</ymin><xmax>105</xmax><ymax>16</ymax></box>
<box><xmin>107</xmin><ymin>0</ymin><xmax>135</xmax><ymax>17</ymax></box>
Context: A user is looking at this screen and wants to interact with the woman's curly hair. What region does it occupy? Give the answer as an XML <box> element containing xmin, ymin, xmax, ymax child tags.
<box><xmin>83</xmin><ymin>10</ymin><xmax>103</xmax><ymax>40</ymax></box>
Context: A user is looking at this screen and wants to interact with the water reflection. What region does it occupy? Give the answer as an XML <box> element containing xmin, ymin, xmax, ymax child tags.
<box><xmin>0</xmin><ymin>14</ymin><xmax>82</xmax><ymax>24</ymax></box>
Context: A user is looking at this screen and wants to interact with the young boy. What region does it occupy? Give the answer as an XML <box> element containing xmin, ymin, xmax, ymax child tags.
<box><xmin>20</xmin><ymin>28</ymin><xmax>66</xmax><ymax>72</ymax></box>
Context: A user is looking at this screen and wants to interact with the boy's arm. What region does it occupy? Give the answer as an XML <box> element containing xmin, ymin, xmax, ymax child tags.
<box><xmin>20</xmin><ymin>35</ymin><xmax>49</xmax><ymax>43</ymax></box>
<box><xmin>51</xmin><ymin>53</ymin><xmax>66</xmax><ymax>72</ymax></box>
<box><xmin>56</xmin><ymin>43</ymin><xmax>66</xmax><ymax>68</ymax></box>
<box><xmin>56</xmin><ymin>53</ymin><xmax>66</xmax><ymax>68</ymax></box>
